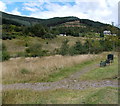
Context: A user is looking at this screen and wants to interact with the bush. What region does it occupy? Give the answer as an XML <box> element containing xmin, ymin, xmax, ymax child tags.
<box><xmin>25</xmin><ymin>43</ymin><xmax>48</xmax><ymax>57</ymax></box>
<box><xmin>74</xmin><ymin>41</ymin><xmax>83</xmax><ymax>54</ymax></box>
<box><xmin>1</xmin><ymin>44</ymin><xmax>10</xmax><ymax>61</ymax></box>
<box><xmin>25</xmin><ymin>43</ymin><xmax>28</xmax><ymax>47</ymax></box>
<box><xmin>42</xmin><ymin>33</ymin><xmax>56</xmax><ymax>39</ymax></box>
<box><xmin>59</xmin><ymin>39</ymin><xmax>69</xmax><ymax>56</ymax></box>
<box><xmin>1</xmin><ymin>33</ymin><xmax>16</xmax><ymax>40</ymax></box>
<box><xmin>2</xmin><ymin>51</ymin><xmax>10</xmax><ymax>61</ymax></box>
<box><xmin>20</xmin><ymin>68</ymin><xmax>30</xmax><ymax>74</ymax></box>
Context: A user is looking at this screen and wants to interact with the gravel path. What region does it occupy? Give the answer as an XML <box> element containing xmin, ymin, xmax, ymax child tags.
<box><xmin>2</xmin><ymin>63</ymin><xmax>118</xmax><ymax>91</ymax></box>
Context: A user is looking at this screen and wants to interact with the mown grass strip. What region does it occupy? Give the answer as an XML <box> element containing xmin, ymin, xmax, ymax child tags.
<box><xmin>42</xmin><ymin>59</ymin><xmax>100</xmax><ymax>82</ymax></box>
<box><xmin>80</xmin><ymin>58</ymin><xmax>118</xmax><ymax>81</ymax></box>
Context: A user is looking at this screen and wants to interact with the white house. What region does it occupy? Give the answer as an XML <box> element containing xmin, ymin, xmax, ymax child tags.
<box><xmin>103</xmin><ymin>30</ymin><xmax>111</xmax><ymax>35</ymax></box>
<box><xmin>59</xmin><ymin>34</ymin><xmax>66</xmax><ymax>36</ymax></box>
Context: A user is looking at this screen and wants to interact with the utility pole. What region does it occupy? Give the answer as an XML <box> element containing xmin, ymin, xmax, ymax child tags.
<box><xmin>112</xmin><ymin>22</ymin><xmax>115</xmax><ymax>55</ymax></box>
<box><xmin>112</xmin><ymin>22</ymin><xmax>114</xmax><ymax>26</ymax></box>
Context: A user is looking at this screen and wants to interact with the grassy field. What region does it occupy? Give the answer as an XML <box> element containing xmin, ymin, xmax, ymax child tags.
<box><xmin>2</xmin><ymin>87</ymin><xmax>118</xmax><ymax>104</ymax></box>
<box><xmin>2</xmin><ymin>54</ymin><xmax>94</xmax><ymax>84</ymax></box>
<box><xmin>2</xmin><ymin>36</ymin><xmax>86</xmax><ymax>57</ymax></box>
<box><xmin>1</xmin><ymin>37</ymin><xmax>118</xmax><ymax>104</ymax></box>
<box><xmin>2</xmin><ymin>52</ymin><xmax>118</xmax><ymax>104</ymax></box>
<box><xmin>2</xmin><ymin>53</ymin><xmax>108</xmax><ymax>84</ymax></box>
<box><xmin>80</xmin><ymin>57</ymin><xmax>118</xmax><ymax>81</ymax></box>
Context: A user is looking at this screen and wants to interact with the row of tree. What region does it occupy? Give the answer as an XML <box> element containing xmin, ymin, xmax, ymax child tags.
<box><xmin>2</xmin><ymin>22</ymin><xmax>119</xmax><ymax>40</ymax></box>
<box><xmin>58</xmin><ymin>38</ymin><xmax>119</xmax><ymax>56</ymax></box>
<box><xmin>2</xmin><ymin>36</ymin><xmax>119</xmax><ymax>61</ymax></box>
<box><xmin>2</xmin><ymin>24</ymin><xmax>57</xmax><ymax>39</ymax></box>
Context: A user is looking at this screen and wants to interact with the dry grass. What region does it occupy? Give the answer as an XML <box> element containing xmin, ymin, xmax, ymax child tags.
<box><xmin>3</xmin><ymin>36</ymin><xmax>86</xmax><ymax>55</ymax></box>
<box><xmin>2</xmin><ymin>54</ymin><xmax>97</xmax><ymax>84</ymax></box>
<box><xmin>2</xmin><ymin>52</ymin><xmax>114</xmax><ymax>84</ymax></box>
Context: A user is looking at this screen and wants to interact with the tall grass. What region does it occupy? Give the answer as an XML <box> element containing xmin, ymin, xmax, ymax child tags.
<box><xmin>2</xmin><ymin>53</ymin><xmax>104</xmax><ymax>84</ymax></box>
<box><xmin>2</xmin><ymin>52</ymin><xmax>112</xmax><ymax>84</ymax></box>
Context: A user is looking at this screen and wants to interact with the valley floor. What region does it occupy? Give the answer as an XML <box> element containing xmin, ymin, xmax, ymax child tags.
<box><xmin>1</xmin><ymin>52</ymin><xmax>119</xmax><ymax>104</ymax></box>
<box><xmin>2</xmin><ymin>63</ymin><xmax>118</xmax><ymax>91</ymax></box>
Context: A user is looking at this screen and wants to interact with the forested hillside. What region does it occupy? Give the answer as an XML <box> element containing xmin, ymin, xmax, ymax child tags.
<box><xmin>1</xmin><ymin>11</ymin><xmax>120</xmax><ymax>61</ymax></box>
<box><xmin>1</xmin><ymin>11</ymin><xmax>119</xmax><ymax>38</ymax></box>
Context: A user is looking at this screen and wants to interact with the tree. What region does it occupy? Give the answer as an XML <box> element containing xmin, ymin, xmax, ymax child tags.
<box><xmin>82</xmin><ymin>40</ymin><xmax>90</xmax><ymax>54</ymax></box>
<box><xmin>100</xmin><ymin>32</ymin><xmax>104</xmax><ymax>38</ymax></box>
<box><xmin>31</xmin><ymin>24</ymin><xmax>46</xmax><ymax>37</ymax></box>
<box><xmin>59</xmin><ymin>39</ymin><xmax>69</xmax><ymax>56</ymax></box>
<box><xmin>70</xmin><ymin>41</ymin><xmax>83</xmax><ymax>55</ymax></box>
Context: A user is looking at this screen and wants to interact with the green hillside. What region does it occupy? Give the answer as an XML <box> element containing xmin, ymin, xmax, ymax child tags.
<box><xmin>1</xmin><ymin>11</ymin><xmax>119</xmax><ymax>36</ymax></box>
<box><xmin>1</xmin><ymin>11</ymin><xmax>111</xmax><ymax>28</ymax></box>
<box><xmin>1</xmin><ymin>11</ymin><xmax>120</xmax><ymax>61</ymax></box>
<box><xmin>1</xmin><ymin>11</ymin><xmax>80</xmax><ymax>26</ymax></box>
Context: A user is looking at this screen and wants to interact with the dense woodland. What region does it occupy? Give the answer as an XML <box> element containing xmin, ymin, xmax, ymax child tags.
<box><xmin>0</xmin><ymin>11</ymin><xmax>120</xmax><ymax>61</ymax></box>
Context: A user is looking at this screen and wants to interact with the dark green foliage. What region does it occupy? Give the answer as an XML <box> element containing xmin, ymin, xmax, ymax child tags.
<box><xmin>1</xmin><ymin>11</ymin><xmax>120</xmax><ymax>56</ymax></box>
<box><xmin>2</xmin><ymin>11</ymin><xmax>120</xmax><ymax>39</ymax></box>
<box><xmin>22</xmin><ymin>27</ymin><xmax>33</xmax><ymax>36</ymax></box>
<box><xmin>82</xmin><ymin>40</ymin><xmax>90</xmax><ymax>54</ymax></box>
<box><xmin>102</xmin><ymin>39</ymin><xmax>113</xmax><ymax>51</ymax></box>
<box><xmin>100</xmin><ymin>32</ymin><xmax>104</xmax><ymax>38</ymax></box>
<box><xmin>25</xmin><ymin>43</ymin><xmax>28</xmax><ymax>47</ymax></box>
<box><xmin>31</xmin><ymin>24</ymin><xmax>46</xmax><ymax>37</ymax></box>
<box><xmin>59</xmin><ymin>38</ymin><xmax>115</xmax><ymax>56</ymax></box>
<box><xmin>1</xmin><ymin>44</ymin><xmax>10</xmax><ymax>61</ymax></box>
<box><xmin>25</xmin><ymin>43</ymin><xmax>48</xmax><ymax>57</ymax></box>
<box><xmin>74</xmin><ymin>41</ymin><xmax>83</xmax><ymax>54</ymax></box>
<box><xmin>1</xmin><ymin>33</ymin><xmax>16</xmax><ymax>40</ymax></box>
<box><xmin>2</xmin><ymin>17</ymin><xmax>22</xmax><ymax>26</ymax></box>
<box><xmin>1</xmin><ymin>11</ymin><xmax>79</xmax><ymax>26</ymax></box>
<box><xmin>69</xmin><ymin>41</ymin><xmax>83</xmax><ymax>55</ymax></box>
<box><xmin>42</xmin><ymin>33</ymin><xmax>56</xmax><ymax>39</ymax></box>
<box><xmin>22</xmin><ymin>24</ymin><xmax>56</xmax><ymax>39</ymax></box>
<box><xmin>2</xmin><ymin>51</ymin><xmax>10</xmax><ymax>61</ymax></box>
<box><xmin>59</xmin><ymin>39</ymin><xmax>69</xmax><ymax>56</ymax></box>
<box><xmin>1</xmin><ymin>24</ymin><xmax>23</xmax><ymax>40</ymax></box>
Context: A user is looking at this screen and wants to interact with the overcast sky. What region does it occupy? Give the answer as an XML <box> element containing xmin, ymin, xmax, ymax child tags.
<box><xmin>0</xmin><ymin>0</ymin><xmax>119</xmax><ymax>25</ymax></box>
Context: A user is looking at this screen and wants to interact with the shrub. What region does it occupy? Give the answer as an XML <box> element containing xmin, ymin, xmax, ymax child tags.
<box><xmin>20</xmin><ymin>68</ymin><xmax>30</xmax><ymax>74</ymax></box>
<box><xmin>1</xmin><ymin>44</ymin><xmax>10</xmax><ymax>61</ymax></box>
<box><xmin>59</xmin><ymin>39</ymin><xmax>69</xmax><ymax>56</ymax></box>
<box><xmin>73</xmin><ymin>41</ymin><xmax>83</xmax><ymax>54</ymax></box>
<box><xmin>1</xmin><ymin>33</ymin><xmax>16</xmax><ymax>40</ymax></box>
<box><xmin>42</xmin><ymin>33</ymin><xmax>56</xmax><ymax>39</ymax></box>
<box><xmin>25</xmin><ymin>43</ymin><xmax>48</xmax><ymax>57</ymax></box>
<box><xmin>16</xmin><ymin>52</ymin><xmax>25</xmax><ymax>57</ymax></box>
<box><xmin>2</xmin><ymin>51</ymin><xmax>10</xmax><ymax>61</ymax></box>
<box><xmin>25</xmin><ymin>43</ymin><xmax>28</xmax><ymax>47</ymax></box>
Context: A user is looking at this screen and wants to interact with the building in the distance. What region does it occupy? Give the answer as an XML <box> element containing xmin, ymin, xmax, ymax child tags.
<box><xmin>103</xmin><ymin>30</ymin><xmax>111</xmax><ymax>35</ymax></box>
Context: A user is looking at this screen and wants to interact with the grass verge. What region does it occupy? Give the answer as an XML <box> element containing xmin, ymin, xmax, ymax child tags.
<box><xmin>3</xmin><ymin>53</ymin><xmax>108</xmax><ymax>84</ymax></box>
<box><xmin>43</xmin><ymin>59</ymin><xmax>99</xmax><ymax>82</ymax></box>
<box><xmin>79</xmin><ymin>58</ymin><xmax>118</xmax><ymax>81</ymax></box>
<box><xmin>2</xmin><ymin>87</ymin><xmax>118</xmax><ymax>104</ymax></box>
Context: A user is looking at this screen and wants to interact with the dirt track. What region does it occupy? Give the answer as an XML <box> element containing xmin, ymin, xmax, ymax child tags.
<box><xmin>2</xmin><ymin>63</ymin><xmax>118</xmax><ymax>91</ymax></box>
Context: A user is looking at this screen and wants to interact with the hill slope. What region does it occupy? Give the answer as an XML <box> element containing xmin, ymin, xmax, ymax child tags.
<box><xmin>1</xmin><ymin>11</ymin><xmax>109</xmax><ymax>28</ymax></box>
